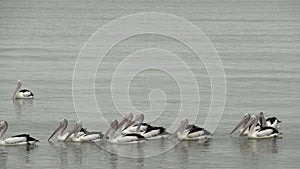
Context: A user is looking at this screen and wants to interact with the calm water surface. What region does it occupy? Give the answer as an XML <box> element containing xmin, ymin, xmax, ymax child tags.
<box><xmin>0</xmin><ymin>0</ymin><xmax>300</xmax><ymax>168</ymax></box>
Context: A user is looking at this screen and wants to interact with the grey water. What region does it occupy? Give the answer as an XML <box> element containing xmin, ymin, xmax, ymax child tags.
<box><xmin>0</xmin><ymin>0</ymin><xmax>300</xmax><ymax>168</ymax></box>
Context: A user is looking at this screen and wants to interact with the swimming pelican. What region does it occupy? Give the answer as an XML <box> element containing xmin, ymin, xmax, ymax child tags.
<box><xmin>103</xmin><ymin>119</ymin><xmax>146</xmax><ymax>144</ymax></box>
<box><xmin>141</xmin><ymin>124</ymin><xmax>170</xmax><ymax>139</ymax></box>
<box><xmin>0</xmin><ymin>120</ymin><xmax>39</xmax><ymax>145</ymax></box>
<box><xmin>121</xmin><ymin>114</ymin><xmax>147</xmax><ymax>134</ymax></box>
<box><xmin>117</xmin><ymin>112</ymin><xmax>134</xmax><ymax>131</ymax></box>
<box><xmin>12</xmin><ymin>80</ymin><xmax>34</xmax><ymax>99</ymax></box>
<box><xmin>63</xmin><ymin>121</ymin><xmax>105</xmax><ymax>142</ymax></box>
<box><xmin>48</xmin><ymin>119</ymin><xmax>85</xmax><ymax>142</ymax></box>
<box><xmin>122</xmin><ymin>123</ymin><xmax>149</xmax><ymax>134</ymax></box>
<box><xmin>230</xmin><ymin>113</ymin><xmax>251</xmax><ymax>135</ymax></box>
<box><xmin>121</xmin><ymin>114</ymin><xmax>169</xmax><ymax>139</ymax></box>
<box><xmin>259</xmin><ymin>112</ymin><xmax>281</xmax><ymax>129</ymax></box>
<box><xmin>240</xmin><ymin>115</ymin><xmax>281</xmax><ymax>139</ymax></box>
<box><xmin>230</xmin><ymin>113</ymin><xmax>264</xmax><ymax>136</ymax></box>
<box><xmin>171</xmin><ymin>119</ymin><xmax>212</xmax><ymax>141</ymax></box>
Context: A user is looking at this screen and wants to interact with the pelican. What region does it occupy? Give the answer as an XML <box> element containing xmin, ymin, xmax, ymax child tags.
<box><xmin>117</xmin><ymin>112</ymin><xmax>134</xmax><ymax>131</ymax></box>
<box><xmin>171</xmin><ymin>119</ymin><xmax>212</xmax><ymax>141</ymax></box>
<box><xmin>122</xmin><ymin>123</ymin><xmax>149</xmax><ymax>134</ymax></box>
<box><xmin>121</xmin><ymin>114</ymin><xmax>148</xmax><ymax>134</ymax></box>
<box><xmin>141</xmin><ymin>124</ymin><xmax>170</xmax><ymax>139</ymax></box>
<box><xmin>12</xmin><ymin>80</ymin><xmax>34</xmax><ymax>99</ymax></box>
<box><xmin>133</xmin><ymin>114</ymin><xmax>170</xmax><ymax>139</ymax></box>
<box><xmin>230</xmin><ymin>113</ymin><xmax>262</xmax><ymax>136</ymax></box>
<box><xmin>259</xmin><ymin>112</ymin><xmax>281</xmax><ymax>129</ymax></box>
<box><xmin>122</xmin><ymin>114</ymin><xmax>170</xmax><ymax>139</ymax></box>
<box><xmin>48</xmin><ymin>119</ymin><xmax>85</xmax><ymax>142</ymax></box>
<box><xmin>240</xmin><ymin>115</ymin><xmax>281</xmax><ymax>139</ymax></box>
<box><xmin>230</xmin><ymin>113</ymin><xmax>251</xmax><ymax>135</ymax></box>
<box><xmin>103</xmin><ymin>119</ymin><xmax>146</xmax><ymax>144</ymax></box>
<box><xmin>0</xmin><ymin>120</ymin><xmax>39</xmax><ymax>145</ymax></box>
<box><xmin>63</xmin><ymin>121</ymin><xmax>105</xmax><ymax>142</ymax></box>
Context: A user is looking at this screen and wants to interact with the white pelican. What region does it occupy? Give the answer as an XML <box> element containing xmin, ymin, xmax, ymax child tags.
<box><xmin>230</xmin><ymin>113</ymin><xmax>251</xmax><ymax>135</ymax></box>
<box><xmin>171</xmin><ymin>119</ymin><xmax>212</xmax><ymax>141</ymax></box>
<box><xmin>141</xmin><ymin>124</ymin><xmax>170</xmax><ymax>139</ymax></box>
<box><xmin>0</xmin><ymin>120</ymin><xmax>39</xmax><ymax>145</ymax></box>
<box><xmin>259</xmin><ymin>112</ymin><xmax>281</xmax><ymax>129</ymax></box>
<box><xmin>63</xmin><ymin>121</ymin><xmax>105</xmax><ymax>142</ymax></box>
<box><xmin>230</xmin><ymin>113</ymin><xmax>264</xmax><ymax>136</ymax></box>
<box><xmin>122</xmin><ymin>123</ymin><xmax>149</xmax><ymax>134</ymax></box>
<box><xmin>12</xmin><ymin>80</ymin><xmax>34</xmax><ymax>99</ymax></box>
<box><xmin>121</xmin><ymin>114</ymin><xmax>147</xmax><ymax>134</ymax></box>
<box><xmin>117</xmin><ymin>112</ymin><xmax>134</xmax><ymax>131</ymax></box>
<box><xmin>103</xmin><ymin>119</ymin><xmax>146</xmax><ymax>144</ymax></box>
<box><xmin>48</xmin><ymin>119</ymin><xmax>85</xmax><ymax>142</ymax></box>
<box><xmin>240</xmin><ymin>115</ymin><xmax>282</xmax><ymax>139</ymax></box>
<box><xmin>122</xmin><ymin>114</ymin><xmax>170</xmax><ymax>139</ymax></box>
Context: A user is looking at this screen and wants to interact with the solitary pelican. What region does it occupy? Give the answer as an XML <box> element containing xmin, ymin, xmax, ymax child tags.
<box><xmin>103</xmin><ymin>119</ymin><xmax>146</xmax><ymax>144</ymax></box>
<box><xmin>63</xmin><ymin>121</ymin><xmax>105</xmax><ymax>142</ymax></box>
<box><xmin>240</xmin><ymin>115</ymin><xmax>281</xmax><ymax>139</ymax></box>
<box><xmin>12</xmin><ymin>80</ymin><xmax>34</xmax><ymax>99</ymax></box>
<box><xmin>0</xmin><ymin>120</ymin><xmax>39</xmax><ymax>145</ymax></box>
<box><xmin>171</xmin><ymin>119</ymin><xmax>211</xmax><ymax>141</ymax></box>
<box><xmin>48</xmin><ymin>119</ymin><xmax>85</xmax><ymax>142</ymax></box>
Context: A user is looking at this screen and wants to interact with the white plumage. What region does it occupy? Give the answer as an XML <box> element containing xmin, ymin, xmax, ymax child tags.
<box><xmin>48</xmin><ymin>119</ymin><xmax>86</xmax><ymax>142</ymax></box>
<box><xmin>0</xmin><ymin>121</ymin><xmax>39</xmax><ymax>146</ymax></box>
<box><xmin>240</xmin><ymin>115</ymin><xmax>281</xmax><ymax>139</ymax></box>
<box><xmin>231</xmin><ymin>112</ymin><xmax>282</xmax><ymax>137</ymax></box>
<box><xmin>12</xmin><ymin>80</ymin><xmax>34</xmax><ymax>99</ymax></box>
<box><xmin>171</xmin><ymin>119</ymin><xmax>212</xmax><ymax>141</ymax></box>
<box><xmin>63</xmin><ymin>121</ymin><xmax>105</xmax><ymax>142</ymax></box>
<box><xmin>103</xmin><ymin>120</ymin><xmax>146</xmax><ymax>144</ymax></box>
<box><xmin>259</xmin><ymin>112</ymin><xmax>281</xmax><ymax>129</ymax></box>
<box><xmin>122</xmin><ymin>114</ymin><xmax>170</xmax><ymax>139</ymax></box>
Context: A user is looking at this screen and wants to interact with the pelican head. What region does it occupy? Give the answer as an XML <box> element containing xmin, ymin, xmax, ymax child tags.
<box><xmin>123</xmin><ymin>114</ymin><xmax>144</xmax><ymax>132</ymax></box>
<box><xmin>103</xmin><ymin>119</ymin><xmax>118</xmax><ymax>140</ymax></box>
<box><xmin>170</xmin><ymin>119</ymin><xmax>189</xmax><ymax>139</ymax></box>
<box><xmin>0</xmin><ymin>120</ymin><xmax>8</xmax><ymax>130</ymax></box>
<box><xmin>230</xmin><ymin>113</ymin><xmax>251</xmax><ymax>134</ymax></box>
<box><xmin>240</xmin><ymin>115</ymin><xmax>258</xmax><ymax>136</ymax></box>
<box><xmin>0</xmin><ymin>120</ymin><xmax>8</xmax><ymax>139</ymax></box>
<box><xmin>118</xmin><ymin>112</ymin><xmax>133</xmax><ymax>130</ymax></box>
<box><xmin>48</xmin><ymin>119</ymin><xmax>68</xmax><ymax>141</ymax></box>
<box><xmin>258</xmin><ymin>112</ymin><xmax>267</xmax><ymax>127</ymax></box>
<box><xmin>63</xmin><ymin>121</ymin><xmax>83</xmax><ymax>142</ymax></box>
<box><xmin>134</xmin><ymin>114</ymin><xmax>144</xmax><ymax>132</ymax></box>
<box><xmin>12</xmin><ymin>80</ymin><xmax>22</xmax><ymax>99</ymax></box>
<box><xmin>17</xmin><ymin>80</ymin><xmax>22</xmax><ymax>86</ymax></box>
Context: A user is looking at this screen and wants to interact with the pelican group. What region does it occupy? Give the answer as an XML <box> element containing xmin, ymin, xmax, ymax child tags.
<box><xmin>240</xmin><ymin>115</ymin><xmax>281</xmax><ymax>139</ymax></box>
<box><xmin>63</xmin><ymin>121</ymin><xmax>105</xmax><ymax>142</ymax></box>
<box><xmin>231</xmin><ymin>112</ymin><xmax>282</xmax><ymax>139</ymax></box>
<box><xmin>48</xmin><ymin>119</ymin><xmax>86</xmax><ymax>142</ymax></box>
<box><xmin>102</xmin><ymin>119</ymin><xmax>147</xmax><ymax>144</ymax></box>
<box><xmin>2</xmin><ymin>80</ymin><xmax>285</xmax><ymax>147</ymax></box>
